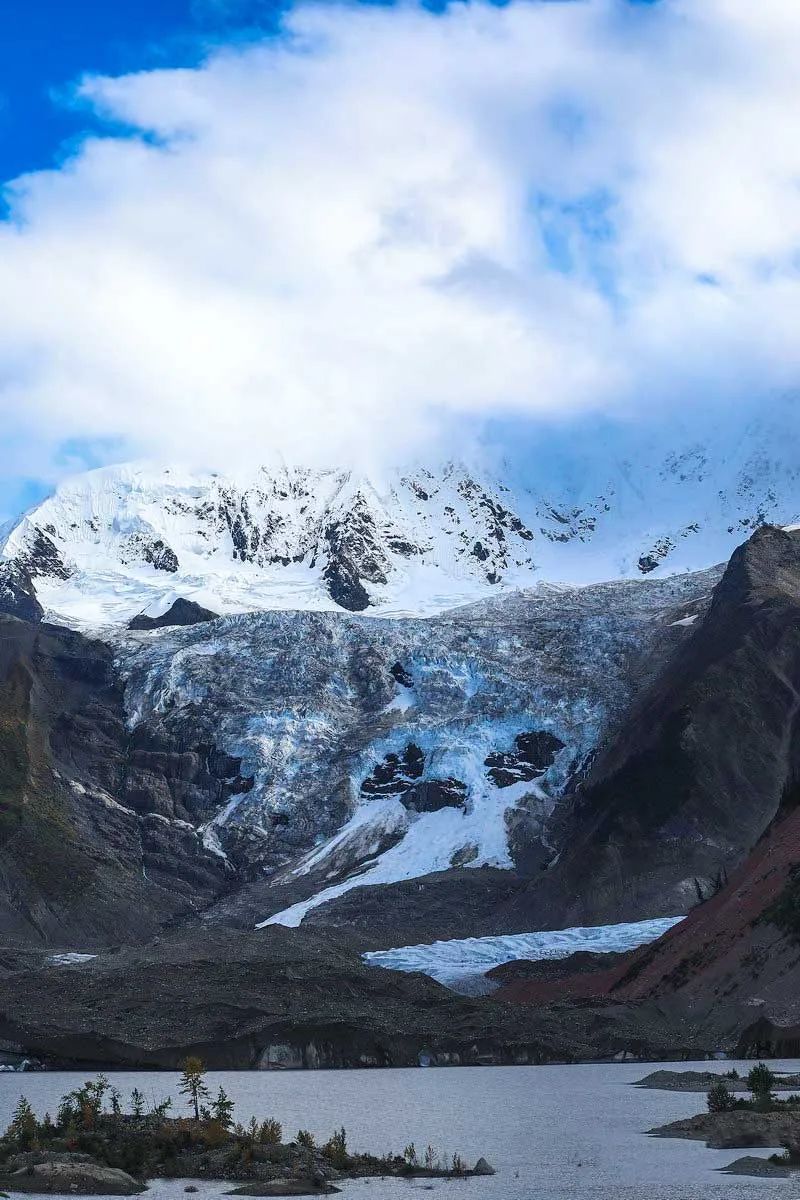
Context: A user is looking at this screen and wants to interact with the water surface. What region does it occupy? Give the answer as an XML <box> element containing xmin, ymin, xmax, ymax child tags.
<box><xmin>1</xmin><ymin>1059</ymin><xmax>796</xmax><ymax>1199</ymax></box>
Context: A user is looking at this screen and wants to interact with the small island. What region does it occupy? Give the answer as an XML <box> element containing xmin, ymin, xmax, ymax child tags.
<box><xmin>0</xmin><ymin>1060</ymin><xmax>494</xmax><ymax>1196</ymax></box>
<box><xmin>646</xmin><ymin>1063</ymin><xmax>800</xmax><ymax>1179</ymax></box>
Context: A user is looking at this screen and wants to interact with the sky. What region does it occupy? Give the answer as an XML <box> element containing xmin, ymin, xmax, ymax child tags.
<box><xmin>0</xmin><ymin>0</ymin><xmax>798</xmax><ymax>520</ymax></box>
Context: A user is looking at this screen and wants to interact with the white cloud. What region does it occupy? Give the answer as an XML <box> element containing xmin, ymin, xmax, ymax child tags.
<box><xmin>0</xmin><ymin>0</ymin><xmax>799</xmax><ymax>484</ymax></box>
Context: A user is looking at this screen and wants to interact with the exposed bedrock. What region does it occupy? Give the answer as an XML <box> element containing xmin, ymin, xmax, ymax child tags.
<box><xmin>497</xmin><ymin>524</ymin><xmax>800</xmax><ymax>929</ymax></box>
<box><xmin>485</xmin><ymin>730</ymin><xmax>565</xmax><ymax>787</ymax></box>
<box><xmin>128</xmin><ymin>598</ymin><xmax>219</xmax><ymax>630</ymax></box>
<box><xmin>0</xmin><ymin>565</ymin><xmax>42</xmax><ymax>623</ymax></box>
<box><xmin>0</xmin><ymin>616</ymin><xmax>251</xmax><ymax>946</ymax></box>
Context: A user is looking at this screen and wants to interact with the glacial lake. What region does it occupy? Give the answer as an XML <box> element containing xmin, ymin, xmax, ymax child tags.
<box><xmin>1</xmin><ymin>1059</ymin><xmax>798</xmax><ymax>1199</ymax></box>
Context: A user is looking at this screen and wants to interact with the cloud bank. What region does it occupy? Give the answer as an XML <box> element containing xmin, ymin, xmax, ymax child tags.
<box><xmin>1</xmin><ymin>0</ymin><xmax>799</xmax><ymax>485</ymax></box>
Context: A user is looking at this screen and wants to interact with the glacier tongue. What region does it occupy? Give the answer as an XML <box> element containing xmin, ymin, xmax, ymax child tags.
<box><xmin>362</xmin><ymin>918</ymin><xmax>685</xmax><ymax>989</ymax></box>
<box><xmin>113</xmin><ymin>564</ymin><xmax>716</xmax><ymax>916</ymax></box>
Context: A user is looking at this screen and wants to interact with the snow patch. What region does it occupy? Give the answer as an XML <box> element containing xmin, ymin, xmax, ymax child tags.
<box><xmin>49</xmin><ymin>953</ymin><xmax>97</xmax><ymax>966</ymax></box>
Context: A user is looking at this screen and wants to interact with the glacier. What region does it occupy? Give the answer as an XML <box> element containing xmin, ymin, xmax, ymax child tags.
<box><xmin>112</xmin><ymin>566</ymin><xmax>717</xmax><ymax>916</ymax></box>
<box><xmin>362</xmin><ymin>918</ymin><xmax>685</xmax><ymax>989</ymax></box>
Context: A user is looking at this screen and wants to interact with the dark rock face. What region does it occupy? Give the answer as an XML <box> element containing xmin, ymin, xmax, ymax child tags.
<box><xmin>486</xmin><ymin>950</ymin><xmax>626</xmax><ymax>987</ymax></box>
<box><xmin>128</xmin><ymin>598</ymin><xmax>219</xmax><ymax>630</ymax></box>
<box><xmin>0</xmin><ymin>564</ymin><xmax>42</xmax><ymax>622</ymax></box>
<box><xmin>144</xmin><ymin>539</ymin><xmax>179</xmax><ymax>573</ymax></box>
<box><xmin>360</xmin><ymin>747</ymin><xmax>465</xmax><ymax>812</ymax></box>
<box><xmin>402</xmin><ymin>778</ymin><xmax>467</xmax><ymax>813</ymax></box>
<box><xmin>505</xmin><ymin>525</ymin><xmax>800</xmax><ymax>928</ymax></box>
<box><xmin>13</xmin><ymin>528</ymin><xmax>71</xmax><ymax>581</ymax></box>
<box><xmin>0</xmin><ymin>617</ymin><xmax>236</xmax><ymax>946</ymax></box>
<box><xmin>485</xmin><ymin>730</ymin><xmax>564</xmax><ymax>787</ymax></box>
<box><xmin>318</xmin><ymin>499</ymin><xmax>389</xmax><ymax>611</ymax></box>
<box><xmin>361</xmin><ymin>745</ymin><xmax>424</xmax><ymax>797</ymax></box>
<box><xmin>389</xmin><ymin>661</ymin><xmax>414</xmax><ymax>688</ymax></box>
<box><xmin>120</xmin><ymin>534</ymin><xmax>179</xmax><ymax>573</ymax></box>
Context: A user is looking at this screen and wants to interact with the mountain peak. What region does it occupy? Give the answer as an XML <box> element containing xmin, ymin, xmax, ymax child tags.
<box><xmin>1</xmin><ymin>439</ymin><xmax>798</xmax><ymax>628</ymax></box>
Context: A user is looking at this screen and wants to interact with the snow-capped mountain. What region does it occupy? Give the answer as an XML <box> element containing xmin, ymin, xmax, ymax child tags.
<box><xmin>0</xmin><ymin>462</ymin><xmax>540</xmax><ymax>625</ymax></box>
<box><xmin>2</xmin><ymin>403</ymin><xmax>799</xmax><ymax>627</ymax></box>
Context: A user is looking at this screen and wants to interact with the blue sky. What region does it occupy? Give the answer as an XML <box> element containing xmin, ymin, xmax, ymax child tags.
<box><xmin>0</xmin><ymin>0</ymin><xmax>660</xmax><ymax>185</ymax></box>
<box><xmin>0</xmin><ymin>1</ymin><xmax>287</xmax><ymax>182</ymax></box>
<box><xmin>0</xmin><ymin>0</ymin><xmax>796</xmax><ymax>523</ymax></box>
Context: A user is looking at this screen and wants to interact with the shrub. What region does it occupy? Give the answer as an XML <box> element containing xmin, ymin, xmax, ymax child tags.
<box><xmin>325</xmin><ymin>1127</ymin><xmax>348</xmax><ymax>1168</ymax></box>
<box><xmin>296</xmin><ymin>1130</ymin><xmax>315</xmax><ymax>1150</ymax></box>
<box><xmin>258</xmin><ymin>1119</ymin><xmax>282</xmax><ymax>1145</ymax></box>
<box><xmin>707</xmin><ymin>1081</ymin><xmax>735</xmax><ymax>1113</ymax></box>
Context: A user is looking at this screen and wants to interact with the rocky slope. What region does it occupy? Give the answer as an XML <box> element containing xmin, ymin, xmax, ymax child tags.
<box><xmin>482</xmin><ymin>523</ymin><xmax>800</xmax><ymax>932</ymax></box>
<box><xmin>496</xmin><ymin>798</ymin><xmax>800</xmax><ymax>1056</ymax></box>
<box><xmin>0</xmin><ymin>925</ymin><xmax>708</xmax><ymax>1069</ymax></box>
<box><xmin>0</xmin><ymin>615</ymin><xmax>241</xmax><ymax>945</ymax></box>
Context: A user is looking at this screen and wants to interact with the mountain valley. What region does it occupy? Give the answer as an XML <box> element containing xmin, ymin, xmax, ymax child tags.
<box><xmin>0</xmin><ymin>458</ymin><xmax>799</xmax><ymax>1068</ymax></box>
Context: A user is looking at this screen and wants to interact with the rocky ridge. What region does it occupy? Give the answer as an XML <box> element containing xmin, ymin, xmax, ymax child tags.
<box><xmin>2</xmin><ymin>412</ymin><xmax>799</xmax><ymax>626</ymax></box>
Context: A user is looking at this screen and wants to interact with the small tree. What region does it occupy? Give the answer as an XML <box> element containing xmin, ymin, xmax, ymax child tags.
<box><xmin>8</xmin><ymin>1096</ymin><xmax>37</xmax><ymax>1149</ymax></box>
<box><xmin>130</xmin><ymin>1088</ymin><xmax>145</xmax><ymax>1119</ymax></box>
<box><xmin>179</xmin><ymin>1057</ymin><xmax>210</xmax><ymax>1121</ymax></box>
<box><xmin>707</xmin><ymin>1081</ymin><xmax>735</xmax><ymax>1113</ymax></box>
<box><xmin>211</xmin><ymin>1086</ymin><xmax>235</xmax><ymax>1130</ymax></box>
<box><xmin>748</xmin><ymin>1062</ymin><xmax>776</xmax><ymax>1108</ymax></box>
<box><xmin>258</xmin><ymin>1118</ymin><xmax>282</xmax><ymax>1145</ymax></box>
<box><xmin>151</xmin><ymin>1097</ymin><xmax>173</xmax><ymax>1121</ymax></box>
<box><xmin>325</xmin><ymin>1127</ymin><xmax>348</xmax><ymax>1168</ymax></box>
<box><xmin>296</xmin><ymin>1129</ymin><xmax>315</xmax><ymax>1150</ymax></box>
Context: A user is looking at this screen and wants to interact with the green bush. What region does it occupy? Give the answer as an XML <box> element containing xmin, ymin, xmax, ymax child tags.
<box><xmin>325</xmin><ymin>1127</ymin><xmax>348</xmax><ymax>1168</ymax></box>
<box><xmin>258</xmin><ymin>1119</ymin><xmax>282</xmax><ymax>1145</ymax></box>
<box><xmin>707</xmin><ymin>1081</ymin><xmax>735</xmax><ymax>1113</ymax></box>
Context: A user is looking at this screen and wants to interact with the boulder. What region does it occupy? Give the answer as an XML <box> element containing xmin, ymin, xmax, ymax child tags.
<box><xmin>4</xmin><ymin>1160</ymin><xmax>146</xmax><ymax>1194</ymax></box>
<box><xmin>472</xmin><ymin>1157</ymin><xmax>496</xmax><ymax>1176</ymax></box>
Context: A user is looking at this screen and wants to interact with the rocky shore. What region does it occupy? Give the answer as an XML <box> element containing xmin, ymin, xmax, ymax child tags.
<box><xmin>0</xmin><ymin>1072</ymin><xmax>494</xmax><ymax>1195</ymax></box>
<box><xmin>649</xmin><ymin>1108</ymin><xmax>800</xmax><ymax>1149</ymax></box>
<box><xmin>634</xmin><ymin>1069</ymin><xmax>800</xmax><ymax>1093</ymax></box>
<box><xmin>644</xmin><ymin>1065</ymin><xmax>800</xmax><ymax>1179</ymax></box>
